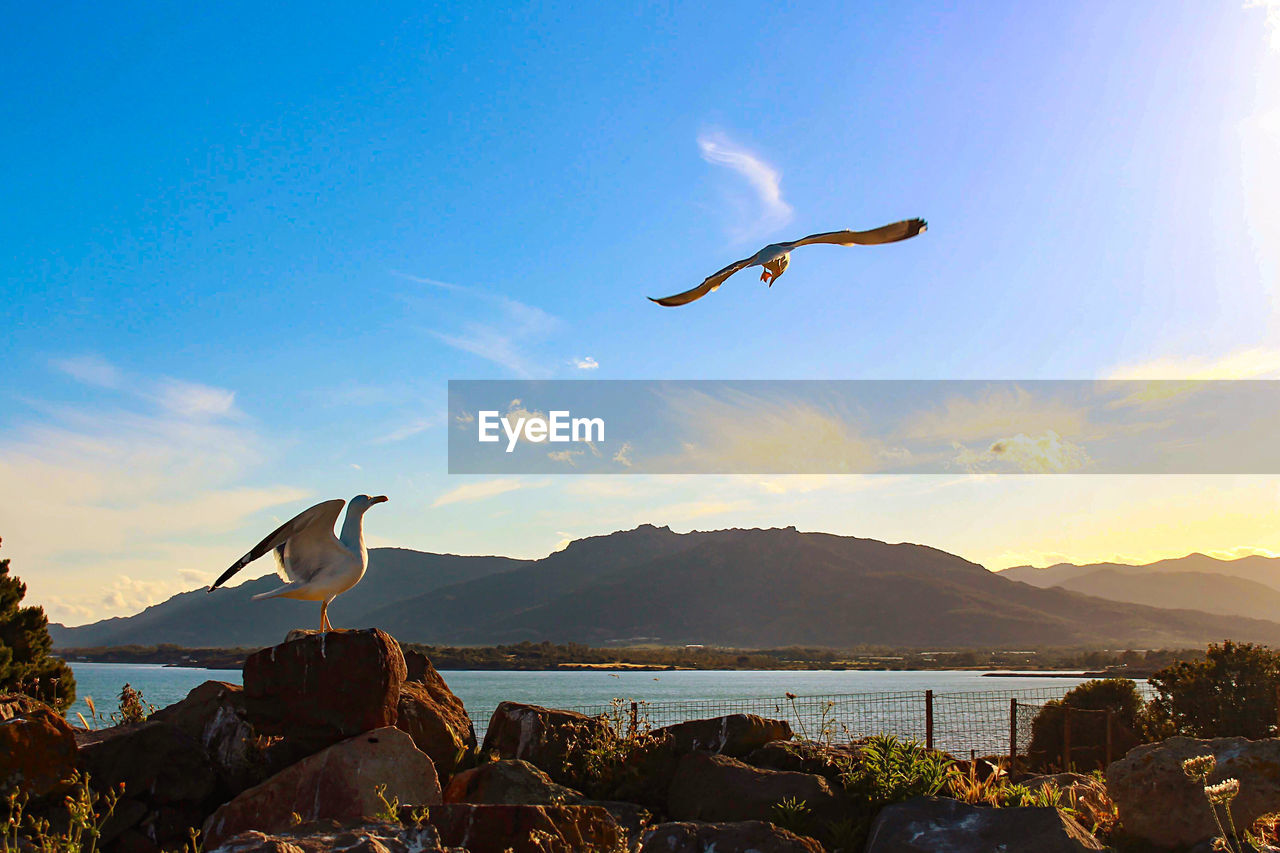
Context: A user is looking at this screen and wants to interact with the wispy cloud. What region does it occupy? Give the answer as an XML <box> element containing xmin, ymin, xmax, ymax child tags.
<box><xmin>952</xmin><ymin>430</ymin><xmax>1092</xmax><ymax>474</ymax></box>
<box><xmin>1105</xmin><ymin>346</ymin><xmax>1280</xmax><ymax>379</ymax></box>
<box><xmin>389</xmin><ymin>270</ymin><xmax>466</xmax><ymax>291</ymax></box>
<box><xmin>373</xmin><ymin>414</ymin><xmax>443</xmax><ymax>444</ymax></box>
<box><xmin>431</xmin><ymin>478</ymin><xmax>545</xmax><ymax>507</ymax></box>
<box><xmin>1246</xmin><ymin>0</ymin><xmax>1280</xmax><ymax>51</ymax></box>
<box><xmin>698</xmin><ymin>130</ymin><xmax>793</xmax><ymax>240</ymax></box>
<box><xmin>53</xmin><ymin>356</ymin><xmax>241</xmax><ymax>420</ymax></box>
<box><xmin>53</xmin><ymin>355</ymin><xmax>123</xmax><ymax>389</ymax></box>
<box><xmin>571</xmin><ymin>356</ymin><xmax>599</xmax><ymax>370</ymax></box>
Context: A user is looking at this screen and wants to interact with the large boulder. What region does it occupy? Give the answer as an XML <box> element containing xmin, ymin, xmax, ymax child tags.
<box><xmin>202</xmin><ymin>727</ymin><xmax>441</xmax><ymax>849</ymax></box>
<box><xmin>666</xmin><ymin>752</ymin><xmax>838</xmax><ymax>824</ymax></box>
<box><xmin>149</xmin><ymin>681</ymin><xmax>262</xmax><ymax>795</ymax></box>
<box><xmin>640</xmin><ymin>821</ymin><xmax>824</xmax><ymax>853</ymax></box>
<box><xmin>1107</xmin><ymin>735</ymin><xmax>1280</xmax><ymax>849</ymax></box>
<box><xmin>396</xmin><ymin>670</ymin><xmax>475</xmax><ymax>780</ymax></box>
<box><xmin>243</xmin><ymin>629</ymin><xmax>406</xmax><ymax>752</ymax></box>
<box><xmin>745</xmin><ymin>739</ymin><xmax>854</xmax><ymax>785</ymax></box>
<box><xmin>865</xmin><ymin>796</ymin><xmax>1107</xmax><ymax>852</ymax></box>
<box><xmin>443</xmin><ymin>759</ymin><xmax>581</xmax><ymax>805</ymax></box>
<box><xmin>0</xmin><ymin>694</ymin><xmax>79</xmax><ymax>798</ymax></box>
<box><xmin>480</xmin><ymin>702</ymin><xmax>611</xmax><ymax>786</ymax></box>
<box><xmin>205</xmin><ymin>822</ymin><xmax>454</xmax><ymax>853</ymax></box>
<box><xmin>656</xmin><ymin>714</ymin><xmax>792</xmax><ymax>757</ymax></box>
<box><xmin>425</xmin><ymin>803</ymin><xmax>622</xmax><ymax>853</ymax></box>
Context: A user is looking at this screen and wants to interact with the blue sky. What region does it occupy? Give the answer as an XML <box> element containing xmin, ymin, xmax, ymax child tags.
<box><xmin>3</xmin><ymin>1</ymin><xmax>1279</xmax><ymax>623</ymax></box>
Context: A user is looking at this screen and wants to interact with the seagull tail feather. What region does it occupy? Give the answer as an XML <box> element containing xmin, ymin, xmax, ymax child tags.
<box><xmin>252</xmin><ymin>582</ymin><xmax>306</xmax><ymax>601</ymax></box>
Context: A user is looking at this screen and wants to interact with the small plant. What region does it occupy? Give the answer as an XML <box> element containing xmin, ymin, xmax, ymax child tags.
<box><xmin>837</xmin><ymin>735</ymin><xmax>956</xmax><ymax>848</ymax></box>
<box><xmin>3</xmin><ymin>771</ymin><xmax>120</xmax><ymax>853</ymax></box>
<box><xmin>372</xmin><ymin>783</ymin><xmax>428</xmax><ymax>827</ymax></box>
<box><xmin>1183</xmin><ymin>754</ymin><xmax>1252</xmax><ymax>853</ymax></box>
<box><xmin>114</xmin><ymin>684</ymin><xmax>154</xmax><ymax>724</ymax></box>
<box><xmin>783</xmin><ymin>693</ymin><xmax>845</xmax><ymax>747</ymax></box>
<box><xmin>770</xmin><ymin>796</ymin><xmax>812</xmax><ymax>835</ymax></box>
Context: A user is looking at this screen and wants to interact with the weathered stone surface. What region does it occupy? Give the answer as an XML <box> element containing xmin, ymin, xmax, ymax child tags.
<box><xmin>666</xmin><ymin>752</ymin><xmax>838</xmax><ymax>824</ymax></box>
<box><xmin>397</xmin><ymin>679</ymin><xmax>475</xmax><ymax>780</ymax></box>
<box><xmin>243</xmin><ymin>629</ymin><xmax>406</xmax><ymax>751</ymax></box>
<box><xmin>865</xmin><ymin>796</ymin><xmax>1107</xmax><ymax>852</ymax></box>
<box><xmin>657</xmin><ymin>714</ymin><xmax>792</xmax><ymax>757</ymax></box>
<box><xmin>0</xmin><ymin>695</ymin><xmax>78</xmax><ymax>798</ymax></box>
<box><xmin>745</xmin><ymin>739</ymin><xmax>854</xmax><ymax>784</ymax></box>
<box><xmin>443</xmin><ymin>759</ymin><xmax>581</xmax><ymax>805</ymax></box>
<box><xmin>149</xmin><ymin>681</ymin><xmax>261</xmax><ymax>794</ymax></box>
<box><xmin>206</xmin><ymin>822</ymin><xmax>456</xmax><ymax>853</ymax></box>
<box><xmin>640</xmin><ymin>820</ymin><xmax>824</xmax><ymax>853</ymax></box>
<box><xmin>202</xmin><ymin>727</ymin><xmax>441</xmax><ymax>849</ymax></box>
<box><xmin>425</xmin><ymin>803</ymin><xmax>622</xmax><ymax>853</ymax></box>
<box><xmin>480</xmin><ymin>702</ymin><xmax>610</xmax><ymax>785</ymax></box>
<box><xmin>1107</xmin><ymin>735</ymin><xmax>1280</xmax><ymax>849</ymax></box>
<box><xmin>80</xmin><ymin>720</ymin><xmax>218</xmax><ymax>806</ymax></box>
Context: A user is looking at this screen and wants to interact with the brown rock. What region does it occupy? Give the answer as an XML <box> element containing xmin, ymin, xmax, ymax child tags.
<box><xmin>443</xmin><ymin>759</ymin><xmax>581</xmax><ymax>805</ymax></box>
<box><xmin>480</xmin><ymin>702</ymin><xmax>611</xmax><ymax>786</ymax></box>
<box><xmin>205</xmin><ymin>822</ymin><xmax>453</xmax><ymax>853</ymax></box>
<box><xmin>666</xmin><ymin>752</ymin><xmax>838</xmax><ymax>824</ymax></box>
<box><xmin>202</xmin><ymin>727</ymin><xmax>441</xmax><ymax>849</ymax></box>
<box><xmin>149</xmin><ymin>681</ymin><xmax>262</xmax><ymax>794</ymax></box>
<box><xmin>426</xmin><ymin>803</ymin><xmax>622</xmax><ymax>853</ymax></box>
<box><xmin>744</xmin><ymin>739</ymin><xmax>854</xmax><ymax>785</ymax></box>
<box><xmin>397</xmin><ymin>679</ymin><xmax>475</xmax><ymax>780</ymax></box>
<box><xmin>0</xmin><ymin>694</ymin><xmax>78</xmax><ymax>799</ymax></box>
<box><xmin>1107</xmin><ymin>735</ymin><xmax>1280</xmax><ymax>849</ymax></box>
<box><xmin>243</xmin><ymin>629</ymin><xmax>406</xmax><ymax>752</ymax></box>
<box><xmin>864</xmin><ymin>797</ymin><xmax>1106</xmax><ymax>852</ymax></box>
<box><xmin>80</xmin><ymin>720</ymin><xmax>218</xmax><ymax>806</ymax></box>
<box><xmin>640</xmin><ymin>820</ymin><xmax>824</xmax><ymax>853</ymax></box>
<box><xmin>657</xmin><ymin>714</ymin><xmax>792</xmax><ymax>757</ymax></box>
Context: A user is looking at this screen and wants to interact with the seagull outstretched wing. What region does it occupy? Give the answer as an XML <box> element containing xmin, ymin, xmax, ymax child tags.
<box><xmin>790</xmin><ymin>218</ymin><xmax>927</xmax><ymax>248</ymax></box>
<box><xmin>209</xmin><ymin>499</ymin><xmax>346</xmax><ymax>591</ymax></box>
<box><xmin>649</xmin><ymin>255</ymin><xmax>757</xmax><ymax>307</ymax></box>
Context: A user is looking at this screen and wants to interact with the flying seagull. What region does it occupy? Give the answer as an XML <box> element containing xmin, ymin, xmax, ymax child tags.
<box><xmin>649</xmin><ymin>218</ymin><xmax>927</xmax><ymax>307</ymax></box>
<box><xmin>208</xmin><ymin>495</ymin><xmax>388</xmax><ymax>632</ymax></box>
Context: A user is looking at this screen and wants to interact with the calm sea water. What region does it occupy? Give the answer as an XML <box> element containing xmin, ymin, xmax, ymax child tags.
<box><xmin>67</xmin><ymin>662</ymin><xmax>1093</xmax><ymax>734</ymax></box>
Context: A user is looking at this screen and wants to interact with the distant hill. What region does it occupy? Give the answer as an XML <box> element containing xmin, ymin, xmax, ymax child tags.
<box><xmin>48</xmin><ymin>548</ymin><xmax>526</xmax><ymax>648</ymax></box>
<box><xmin>50</xmin><ymin>527</ymin><xmax>1280</xmax><ymax>650</ymax></box>
<box><xmin>999</xmin><ymin>552</ymin><xmax>1280</xmax><ymax>591</ymax></box>
<box><xmin>1052</xmin><ymin>569</ymin><xmax>1280</xmax><ymax>622</ymax></box>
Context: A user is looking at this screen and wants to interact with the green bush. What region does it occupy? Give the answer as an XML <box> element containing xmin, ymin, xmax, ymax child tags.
<box><xmin>838</xmin><ymin>735</ymin><xmax>955</xmax><ymax>847</ymax></box>
<box><xmin>1146</xmin><ymin>641</ymin><xmax>1280</xmax><ymax>739</ymax></box>
<box><xmin>0</xmin><ymin>538</ymin><xmax>75</xmax><ymax>712</ymax></box>
<box><xmin>1027</xmin><ymin>678</ymin><xmax>1146</xmax><ymax>771</ymax></box>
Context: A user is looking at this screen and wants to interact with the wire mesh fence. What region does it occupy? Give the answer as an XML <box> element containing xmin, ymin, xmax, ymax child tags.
<box><xmin>470</xmin><ymin>681</ymin><xmax>1155</xmax><ymax>759</ymax></box>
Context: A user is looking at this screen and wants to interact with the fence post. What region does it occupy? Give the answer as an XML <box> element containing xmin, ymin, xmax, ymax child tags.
<box><xmin>1009</xmin><ymin>699</ymin><xmax>1018</xmax><ymax>762</ymax></box>
<box><xmin>1105</xmin><ymin>709</ymin><xmax>1114</xmax><ymax>767</ymax></box>
<box><xmin>1275</xmin><ymin>685</ymin><xmax>1280</xmax><ymax>736</ymax></box>
<box><xmin>925</xmin><ymin>690</ymin><xmax>934</xmax><ymax>750</ymax></box>
<box><xmin>1062</xmin><ymin>706</ymin><xmax>1072</xmax><ymax>771</ymax></box>
<box><xmin>630</xmin><ymin>701</ymin><xmax>639</xmax><ymax>738</ymax></box>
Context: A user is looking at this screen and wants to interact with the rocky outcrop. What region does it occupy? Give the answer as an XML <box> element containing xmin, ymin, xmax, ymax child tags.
<box><xmin>657</xmin><ymin>714</ymin><xmax>792</xmax><ymax>757</ymax></box>
<box><xmin>865</xmin><ymin>796</ymin><xmax>1107</xmax><ymax>852</ymax></box>
<box><xmin>425</xmin><ymin>803</ymin><xmax>623</xmax><ymax>853</ymax></box>
<box><xmin>480</xmin><ymin>702</ymin><xmax>611</xmax><ymax>785</ymax></box>
<box><xmin>666</xmin><ymin>752</ymin><xmax>838</xmax><ymax>824</ymax></box>
<box><xmin>443</xmin><ymin>759</ymin><xmax>581</xmax><ymax>805</ymax></box>
<box><xmin>0</xmin><ymin>694</ymin><xmax>79</xmax><ymax>799</ymax></box>
<box><xmin>397</xmin><ymin>680</ymin><xmax>474</xmax><ymax>780</ymax></box>
<box><xmin>205</xmin><ymin>822</ymin><xmax>457</xmax><ymax>853</ymax></box>
<box><xmin>80</xmin><ymin>720</ymin><xmax>221</xmax><ymax>852</ymax></box>
<box><xmin>202</xmin><ymin>727</ymin><xmax>441</xmax><ymax>849</ymax></box>
<box><xmin>1107</xmin><ymin>736</ymin><xmax>1280</xmax><ymax>849</ymax></box>
<box><xmin>149</xmin><ymin>681</ymin><xmax>261</xmax><ymax>795</ymax></box>
<box><xmin>639</xmin><ymin>820</ymin><xmax>824</xmax><ymax>853</ymax></box>
<box><xmin>744</xmin><ymin>739</ymin><xmax>854</xmax><ymax>785</ymax></box>
<box><xmin>243</xmin><ymin>629</ymin><xmax>406</xmax><ymax>753</ymax></box>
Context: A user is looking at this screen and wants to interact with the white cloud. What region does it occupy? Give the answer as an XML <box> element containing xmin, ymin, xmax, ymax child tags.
<box><xmin>53</xmin><ymin>355</ymin><xmax>123</xmax><ymax>389</ymax></box>
<box><xmin>1246</xmin><ymin>0</ymin><xmax>1280</xmax><ymax>51</ymax></box>
<box><xmin>1106</xmin><ymin>346</ymin><xmax>1280</xmax><ymax>379</ymax></box>
<box><xmin>572</xmin><ymin>356</ymin><xmax>599</xmax><ymax>370</ymax></box>
<box><xmin>152</xmin><ymin>379</ymin><xmax>238</xmax><ymax>418</ymax></box>
<box><xmin>952</xmin><ymin>430</ymin><xmax>1091</xmax><ymax>474</ymax></box>
<box><xmin>547</xmin><ymin>449</ymin><xmax>584</xmax><ymax>466</ymax></box>
<box><xmin>430</xmin><ymin>478</ymin><xmax>544</xmax><ymax>507</ymax></box>
<box><xmin>698</xmin><ymin>130</ymin><xmax>793</xmax><ymax>239</ymax></box>
<box><xmin>373</xmin><ymin>415</ymin><xmax>442</xmax><ymax>444</ymax></box>
<box><xmin>612</xmin><ymin>441</ymin><xmax>634</xmax><ymax>468</ymax></box>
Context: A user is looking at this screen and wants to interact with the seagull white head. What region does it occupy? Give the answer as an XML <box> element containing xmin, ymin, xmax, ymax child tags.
<box><xmin>351</xmin><ymin>494</ymin><xmax>390</xmax><ymax>511</ymax></box>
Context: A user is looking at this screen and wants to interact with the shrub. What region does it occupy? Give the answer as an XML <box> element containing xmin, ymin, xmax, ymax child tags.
<box><xmin>838</xmin><ymin>735</ymin><xmax>955</xmax><ymax>847</ymax></box>
<box><xmin>1027</xmin><ymin>678</ymin><xmax>1146</xmax><ymax>771</ymax></box>
<box><xmin>1146</xmin><ymin>641</ymin><xmax>1280</xmax><ymax>739</ymax></box>
<box><xmin>0</xmin><ymin>537</ymin><xmax>76</xmax><ymax>712</ymax></box>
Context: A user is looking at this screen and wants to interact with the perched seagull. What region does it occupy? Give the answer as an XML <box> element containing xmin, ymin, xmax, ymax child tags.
<box><xmin>649</xmin><ymin>218</ymin><xmax>927</xmax><ymax>307</ymax></box>
<box><xmin>208</xmin><ymin>495</ymin><xmax>388</xmax><ymax>632</ymax></box>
